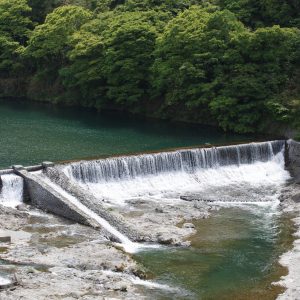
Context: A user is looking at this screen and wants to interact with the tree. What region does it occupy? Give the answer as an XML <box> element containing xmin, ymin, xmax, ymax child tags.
<box><xmin>61</xmin><ymin>10</ymin><xmax>168</xmax><ymax>107</ymax></box>
<box><xmin>152</xmin><ymin>7</ymin><xmax>245</xmax><ymax>118</ymax></box>
<box><xmin>0</xmin><ymin>0</ymin><xmax>32</xmax><ymax>44</ymax></box>
<box><xmin>153</xmin><ymin>6</ymin><xmax>300</xmax><ymax>132</ymax></box>
<box><xmin>0</xmin><ymin>36</ymin><xmax>22</xmax><ymax>75</ymax></box>
<box><xmin>218</xmin><ymin>0</ymin><xmax>300</xmax><ymax>29</ymax></box>
<box><xmin>25</xmin><ymin>5</ymin><xmax>92</xmax><ymax>63</ymax></box>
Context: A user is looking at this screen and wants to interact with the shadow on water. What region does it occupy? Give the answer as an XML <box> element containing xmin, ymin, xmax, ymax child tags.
<box><xmin>134</xmin><ymin>207</ymin><xmax>296</xmax><ymax>300</ymax></box>
<box><xmin>0</xmin><ymin>99</ymin><xmax>258</xmax><ymax>168</ymax></box>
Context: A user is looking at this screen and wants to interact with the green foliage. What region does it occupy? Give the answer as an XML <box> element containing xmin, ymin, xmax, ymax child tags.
<box><xmin>25</xmin><ymin>5</ymin><xmax>92</xmax><ymax>62</ymax></box>
<box><xmin>61</xmin><ymin>10</ymin><xmax>168</xmax><ymax>107</ymax></box>
<box><xmin>153</xmin><ymin>7</ymin><xmax>300</xmax><ymax>132</ymax></box>
<box><xmin>0</xmin><ymin>36</ymin><xmax>22</xmax><ymax>75</ymax></box>
<box><xmin>0</xmin><ymin>0</ymin><xmax>298</xmax><ymax>135</ymax></box>
<box><xmin>0</xmin><ymin>0</ymin><xmax>32</xmax><ymax>77</ymax></box>
<box><xmin>0</xmin><ymin>0</ymin><xmax>32</xmax><ymax>44</ymax></box>
<box><xmin>118</xmin><ymin>0</ymin><xmax>207</xmax><ymax>14</ymax></box>
<box><xmin>210</xmin><ymin>26</ymin><xmax>300</xmax><ymax>132</ymax></box>
<box><xmin>218</xmin><ymin>0</ymin><xmax>300</xmax><ymax>28</ymax></box>
<box><xmin>28</xmin><ymin>0</ymin><xmax>60</xmax><ymax>23</ymax></box>
<box><xmin>103</xmin><ymin>18</ymin><xmax>156</xmax><ymax>104</ymax></box>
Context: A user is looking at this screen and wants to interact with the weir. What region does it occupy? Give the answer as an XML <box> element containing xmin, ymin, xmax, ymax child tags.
<box><xmin>0</xmin><ymin>140</ymin><xmax>299</xmax><ymax>251</ymax></box>
<box><xmin>62</xmin><ymin>140</ymin><xmax>289</xmax><ymax>205</ymax></box>
<box><xmin>0</xmin><ymin>174</ymin><xmax>23</xmax><ymax>207</ymax></box>
<box><xmin>64</xmin><ymin>140</ymin><xmax>285</xmax><ymax>183</ymax></box>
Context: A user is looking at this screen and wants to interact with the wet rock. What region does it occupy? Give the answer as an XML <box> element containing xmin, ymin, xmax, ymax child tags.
<box><xmin>0</xmin><ymin>236</ymin><xmax>11</xmax><ymax>243</ymax></box>
<box><xmin>180</xmin><ymin>241</ymin><xmax>191</xmax><ymax>247</ymax></box>
<box><xmin>182</xmin><ymin>223</ymin><xmax>195</xmax><ymax>229</ymax></box>
<box><xmin>292</xmin><ymin>193</ymin><xmax>300</xmax><ymax>203</ymax></box>
<box><xmin>180</xmin><ymin>195</ymin><xmax>193</xmax><ymax>202</ymax></box>
<box><xmin>16</xmin><ymin>204</ymin><xmax>28</xmax><ymax>212</ymax></box>
<box><xmin>156</xmin><ymin>233</ymin><xmax>176</xmax><ymax>245</ymax></box>
<box><xmin>154</xmin><ymin>207</ymin><xmax>163</xmax><ymax>213</ymax></box>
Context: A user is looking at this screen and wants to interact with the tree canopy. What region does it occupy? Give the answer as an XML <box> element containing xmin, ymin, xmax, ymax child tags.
<box><xmin>0</xmin><ymin>0</ymin><xmax>299</xmax><ymax>135</ymax></box>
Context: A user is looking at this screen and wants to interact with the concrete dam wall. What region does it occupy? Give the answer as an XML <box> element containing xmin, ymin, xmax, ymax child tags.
<box><xmin>286</xmin><ymin>139</ymin><xmax>300</xmax><ymax>184</ymax></box>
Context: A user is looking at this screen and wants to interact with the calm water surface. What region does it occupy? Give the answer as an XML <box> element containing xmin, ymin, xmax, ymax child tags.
<box><xmin>0</xmin><ymin>99</ymin><xmax>254</xmax><ymax>168</ymax></box>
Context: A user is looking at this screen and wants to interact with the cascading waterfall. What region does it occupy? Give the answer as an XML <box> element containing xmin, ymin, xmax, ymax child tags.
<box><xmin>65</xmin><ymin>141</ymin><xmax>284</xmax><ymax>182</ymax></box>
<box><xmin>34</xmin><ymin>172</ymin><xmax>158</xmax><ymax>253</ymax></box>
<box><xmin>0</xmin><ymin>174</ymin><xmax>24</xmax><ymax>207</ymax></box>
<box><xmin>63</xmin><ymin>141</ymin><xmax>290</xmax><ymax>205</ymax></box>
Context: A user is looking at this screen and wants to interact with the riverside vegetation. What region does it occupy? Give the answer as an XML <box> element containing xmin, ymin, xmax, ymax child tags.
<box><xmin>0</xmin><ymin>0</ymin><xmax>299</xmax><ymax>135</ymax></box>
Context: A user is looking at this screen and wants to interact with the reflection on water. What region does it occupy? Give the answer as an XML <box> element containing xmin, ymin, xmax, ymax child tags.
<box><xmin>0</xmin><ymin>99</ymin><xmax>254</xmax><ymax>168</ymax></box>
<box><xmin>135</xmin><ymin>207</ymin><xmax>295</xmax><ymax>300</ymax></box>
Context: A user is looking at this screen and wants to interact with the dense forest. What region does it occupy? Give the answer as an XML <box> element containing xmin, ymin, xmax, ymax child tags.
<box><xmin>0</xmin><ymin>0</ymin><xmax>299</xmax><ymax>135</ymax></box>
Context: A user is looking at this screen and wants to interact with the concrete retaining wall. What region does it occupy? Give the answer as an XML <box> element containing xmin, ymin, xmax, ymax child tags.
<box><xmin>14</xmin><ymin>169</ymin><xmax>100</xmax><ymax>228</ymax></box>
<box><xmin>287</xmin><ymin>140</ymin><xmax>300</xmax><ymax>184</ymax></box>
<box><xmin>12</xmin><ymin>167</ymin><xmax>141</xmax><ymax>241</ymax></box>
<box><xmin>44</xmin><ymin>167</ymin><xmax>140</xmax><ymax>241</ymax></box>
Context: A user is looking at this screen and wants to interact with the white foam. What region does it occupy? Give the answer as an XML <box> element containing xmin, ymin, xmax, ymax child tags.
<box><xmin>71</xmin><ymin>152</ymin><xmax>289</xmax><ymax>206</ymax></box>
<box><xmin>35</xmin><ymin>174</ymin><xmax>159</xmax><ymax>253</ymax></box>
<box><xmin>0</xmin><ymin>174</ymin><xmax>23</xmax><ymax>208</ymax></box>
<box><xmin>102</xmin><ymin>270</ymin><xmax>180</xmax><ymax>292</ymax></box>
<box><xmin>0</xmin><ymin>277</ymin><xmax>12</xmax><ymax>286</ymax></box>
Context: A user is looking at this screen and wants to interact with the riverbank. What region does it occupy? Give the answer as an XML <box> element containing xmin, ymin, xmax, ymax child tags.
<box><xmin>0</xmin><ymin>181</ymin><xmax>299</xmax><ymax>299</ymax></box>
<box><xmin>0</xmin><ymin>139</ymin><xmax>299</xmax><ymax>298</ymax></box>
<box><xmin>0</xmin><ymin>194</ymin><xmax>211</xmax><ymax>299</ymax></box>
<box><xmin>0</xmin><ymin>205</ymin><xmax>154</xmax><ymax>299</ymax></box>
<box><xmin>276</xmin><ymin>183</ymin><xmax>300</xmax><ymax>299</ymax></box>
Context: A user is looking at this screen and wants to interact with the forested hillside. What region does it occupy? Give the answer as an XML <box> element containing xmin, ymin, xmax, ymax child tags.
<box><xmin>0</xmin><ymin>0</ymin><xmax>299</xmax><ymax>135</ymax></box>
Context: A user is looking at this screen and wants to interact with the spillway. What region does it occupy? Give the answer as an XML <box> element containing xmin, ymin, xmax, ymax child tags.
<box><xmin>63</xmin><ymin>141</ymin><xmax>290</xmax><ymax>205</ymax></box>
<box><xmin>0</xmin><ymin>174</ymin><xmax>24</xmax><ymax>207</ymax></box>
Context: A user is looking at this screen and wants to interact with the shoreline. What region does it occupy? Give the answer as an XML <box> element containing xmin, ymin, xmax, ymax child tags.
<box><xmin>275</xmin><ymin>183</ymin><xmax>300</xmax><ymax>299</ymax></box>
<box><xmin>0</xmin><ymin>184</ymin><xmax>299</xmax><ymax>299</ymax></box>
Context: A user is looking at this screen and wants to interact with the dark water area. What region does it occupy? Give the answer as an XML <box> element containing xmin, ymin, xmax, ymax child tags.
<box><xmin>0</xmin><ymin>99</ymin><xmax>255</xmax><ymax>168</ymax></box>
<box><xmin>135</xmin><ymin>207</ymin><xmax>295</xmax><ymax>300</ymax></box>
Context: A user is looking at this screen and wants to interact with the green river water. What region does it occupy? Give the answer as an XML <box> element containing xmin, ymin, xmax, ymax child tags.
<box><xmin>0</xmin><ymin>99</ymin><xmax>253</xmax><ymax>168</ymax></box>
<box><xmin>135</xmin><ymin>207</ymin><xmax>294</xmax><ymax>300</ymax></box>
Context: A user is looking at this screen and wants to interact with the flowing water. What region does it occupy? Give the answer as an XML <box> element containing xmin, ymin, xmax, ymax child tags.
<box><xmin>64</xmin><ymin>141</ymin><xmax>288</xmax><ymax>206</ymax></box>
<box><xmin>0</xmin><ymin>174</ymin><xmax>23</xmax><ymax>207</ymax></box>
<box><xmin>134</xmin><ymin>207</ymin><xmax>295</xmax><ymax>300</ymax></box>
<box><xmin>0</xmin><ymin>99</ymin><xmax>254</xmax><ymax>168</ymax></box>
<box><xmin>34</xmin><ymin>172</ymin><xmax>142</xmax><ymax>253</ymax></box>
<box><xmin>0</xmin><ymin>99</ymin><xmax>296</xmax><ymax>298</ymax></box>
<box><xmin>63</xmin><ymin>140</ymin><xmax>294</xmax><ymax>298</ymax></box>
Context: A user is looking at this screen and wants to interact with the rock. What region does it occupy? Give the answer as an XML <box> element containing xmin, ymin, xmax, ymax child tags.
<box><xmin>0</xmin><ymin>236</ymin><xmax>11</xmax><ymax>243</ymax></box>
<box><xmin>180</xmin><ymin>195</ymin><xmax>194</xmax><ymax>201</ymax></box>
<box><xmin>154</xmin><ymin>207</ymin><xmax>163</xmax><ymax>213</ymax></box>
<box><xmin>156</xmin><ymin>233</ymin><xmax>175</xmax><ymax>245</ymax></box>
<box><xmin>0</xmin><ymin>276</ymin><xmax>16</xmax><ymax>290</ymax></box>
<box><xmin>180</xmin><ymin>241</ymin><xmax>191</xmax><ymax>247</ymax></box>
<box><xmin>292</xmin><ymin>193</ymin><xmax>300</xmax><ymax>203</ymax></box>
<box><xmin>120</xmin><ymin>285</ymin><xmax>127</xmax><ymax>292</ymax></box>
<box><xmin>26</xmin><ymin>268</ymin><xmax>38</xmax><ymax>274</ymax></box>
<box><xmin>16</xmin><ymin>204</ymin><xmax>28</xmax><ymax>212</ymax></box>
<box><xmin>182</xmin><ymin>223</ymin><xmax>195</xmax><ymax>229</ymax></box>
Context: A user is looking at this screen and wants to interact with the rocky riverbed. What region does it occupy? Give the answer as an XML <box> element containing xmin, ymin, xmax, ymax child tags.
<box><xmin>0</xmin><ymin>197</ymin><xmax>210</xmax><ymax>299</ymax></box>
<box><xmin>1</xmin><ymin>181</ymin><xmax>300</xmax><ymax>300</ymax></box>
<box><xmin>276</xmin><ymin>183</ymin><xmax>300</xmax><ymax>300</ymax></box>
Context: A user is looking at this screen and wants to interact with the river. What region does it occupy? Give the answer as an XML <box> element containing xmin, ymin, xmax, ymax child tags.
<box><xmin>0</xmin><ymin>99</ymin><xmax>295</xmax><ymax>299</ymax></box>
<box><xmin>0</xmin><ymin>99</ymin><xmax>254</xmax><ymax>168</ymax></box>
